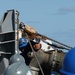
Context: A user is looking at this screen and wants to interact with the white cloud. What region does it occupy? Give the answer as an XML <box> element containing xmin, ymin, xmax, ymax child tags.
<box><xmin>53</xmin><ymin>7</ymin><xmax>75</xmax><ymax>15</ymax></box>
<box><xmin>58</xmin><ymin>7</ymin><xmax>75</xmax><ymax>12</ymax></box>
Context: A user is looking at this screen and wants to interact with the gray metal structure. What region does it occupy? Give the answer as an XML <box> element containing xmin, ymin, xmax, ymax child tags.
<box><xmin>0</xmin><ymin>10</ymin><xmax>17</xmax><ymax>75</ymax></box>
<box><xmin>3</xmin><ymin>62</ymin><xmax>32</xmax><ymax>75</ymax></box>
<box><xmin>0</xmin><ymin>9</ymin><xmax>33</xmax><ymax>75</ymax></box>
<box><xmin>9</xmin><ymin>54</ymin><xmax>25</xmax><ymax>65</ymax></box>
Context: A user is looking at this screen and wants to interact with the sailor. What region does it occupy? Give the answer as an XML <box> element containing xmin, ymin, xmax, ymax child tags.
<box><xmin>60</xmin><ymin>47</ymin><xmax>75</xmax><ymax>75</ymax></box>
<box><xmin>19</xmin><ymin>37</ymin><xmax>36</xmax><ymax>65</ymax></box>
<box><xmin>28</xmin><ymin>37</ymin><xmax>55</xmax><ymax>75</ymax></box>
<box><xmin>19</xmin><ymin>37</ymin><xmax>51</xmax><ymax>75</ymax></box>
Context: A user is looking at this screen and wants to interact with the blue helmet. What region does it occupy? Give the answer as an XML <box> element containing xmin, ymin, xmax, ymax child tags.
<box><xmin>19</xmin><ymin>38</ymin><xmax>28</xmax><ymax>48</ymax></box>
<box><xmin>60</xmin><ymin>47</ymin><xmax>75</xmax><ymax>75</ymax></box>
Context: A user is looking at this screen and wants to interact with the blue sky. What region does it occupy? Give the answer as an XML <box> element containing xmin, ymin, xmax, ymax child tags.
<box><xmin>0</xmin><ymin>0</ymin><xmax>75</xmax><ymax>48</ymax></box>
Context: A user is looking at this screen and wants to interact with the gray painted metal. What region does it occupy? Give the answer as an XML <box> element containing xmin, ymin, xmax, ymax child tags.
<box><xmin>3</xmin><ymin>62</ymin><xmax>32</xmax><ymax>75</ymax></box>
<box><xmin>1</xmin><ymin>10</ymin><xmax>15</xmax><ymax>33</ymax></box>
<box><xmin>0</xmin><ymin>58</ymin><xmax>9</xmax><ymax>75</ymax></box>
<box><xmin>9</xmin><ymin>54</ymin><xmax>25</xmax><ymax>65</ymax></box>
<box><xmin>0</xmin><ymin>10</ymin><xmax>16</xmax><ymax>75</ymax></box>
<box><xmin>0</xmin><ymin>9</ymin><xmax>32</xmax><ymax>75</ymax></box>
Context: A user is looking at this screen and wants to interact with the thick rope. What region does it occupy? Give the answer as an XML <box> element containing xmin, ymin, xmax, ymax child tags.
<box><xmin>25</xmin><ymin>33</ymin><xmax>44</xmax><ymax>75</ymax></box>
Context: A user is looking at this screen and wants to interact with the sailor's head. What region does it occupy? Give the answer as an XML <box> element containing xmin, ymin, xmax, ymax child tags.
<box><xmin>60</xmin><ymin>47</ymin><xmax>75</xmax><ymax>75</ymax></box>
<box><xmin>19</xmin><ymin>37</ymin><xmax>29</xmax><ymax>52</ymax></box>
<box><xmin>32</xmin><ymin>37</ymin><xmax>41</xmax><ymax>51</ymax></box>
<box><xmin>19</xmin><ymin>37</ymin><xmax>41</xmax><ymax>51</ymax></box>
<box><xmin>33</xmin><ymin>42</ymin><xmax>41</xmax><ymax>51</ymax></box>
<box><xmin>19</xmin><ymin>38</ymin><xmax>28</xmax><ymax>49</ymax></box>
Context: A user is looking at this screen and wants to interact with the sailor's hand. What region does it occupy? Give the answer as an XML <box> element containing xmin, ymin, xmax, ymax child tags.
<box><xmin>27</xmin><ymin>52</ymin><xmax>34</xmax><ymax>58</ymax></box>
